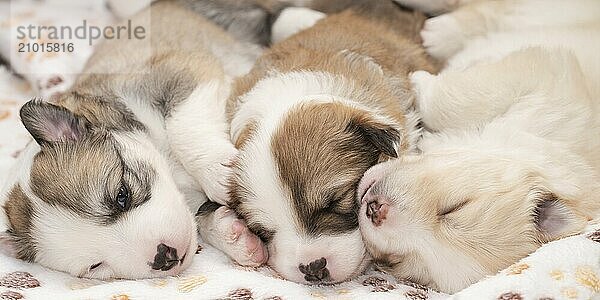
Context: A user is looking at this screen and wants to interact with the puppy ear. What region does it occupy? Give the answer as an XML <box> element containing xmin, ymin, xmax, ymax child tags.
<box><xmin>20</xmin><ymin>99</ymin><xmax>90</xmax><ymax>146</ymax></box>
<box><xmin>347</xmin><ymin>113</ymin><xmax>401</xmax><ymax>158</ymax></box>
<box><xmin>532</xmin><ymin>190</ymin><xmax>587</xmax><ymax>240</ymax></box>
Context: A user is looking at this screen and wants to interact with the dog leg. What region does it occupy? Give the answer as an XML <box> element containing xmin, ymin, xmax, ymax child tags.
<box><xmin>166</xmin><ymin>79</ymin><xmax>238</xmax><ymax>206</ymax></box>
<box><xmin>412</xmin><ymin>47</ymin><xmax>585</xmax><ymax>132</ymax></box>
<box><xmin>271</xmin><ymin>7</ymin><xmax>326</xmax><ymax>43</ymax></box>
<box><xmin>196</xmin><ymin>203</ymin><xmax>268</xmax><ymax>267</ymax></box>
<box><xmin>421</xmin><ymin>1</ymin><xmax>508</xmax><ymax>60</ymax></box>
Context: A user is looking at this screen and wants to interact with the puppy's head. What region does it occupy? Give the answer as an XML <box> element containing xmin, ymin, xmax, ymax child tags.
<box><xmin>230</xmin><ymin>101</ymin><xmax>402</xmax><ymax>284</ymax></box>
<box><xmin>0</xmin><ymin>100</ymin><xmax>197</xmax><ymax>279</ymax></box>
<box><xmin>357</xmin><ymin>152</ymin><xmax>591</xmax><ymax>293</ymax></box>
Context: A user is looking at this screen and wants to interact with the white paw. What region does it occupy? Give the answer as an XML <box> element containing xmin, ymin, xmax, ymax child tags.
<box><xmin>410</xmin><ymin>71</ymin><xmax>439</xmax><ymax>130</ymax></box>
<box><xmin>393</xmin><ymin>0</ymin><xmax>459</xmax><ymax>15</ymax></box>
<box><xmin>421</xmin><ymin>14</ymin><xmax>464</xmax><ymax>61</ymax></box>
<box><xmin>271</xmin><ymin>7</ymin><xmax>326</xmax><ymax>43</ymax></box>
<box><xmin>211</xmin><ymin>207</ymin><xmax>268</xmax><ymax>267</ymax></box>
<box><xmin>200</xmin><ymin>149</ymin><xmax>238</xmax><ymax>206</ymax></box>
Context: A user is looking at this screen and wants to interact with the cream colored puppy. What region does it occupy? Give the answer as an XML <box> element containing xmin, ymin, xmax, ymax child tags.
<box><xmin>357</xmin><ymin>0</ymin><xmax>600</xmax><ymax>293</ymax></box>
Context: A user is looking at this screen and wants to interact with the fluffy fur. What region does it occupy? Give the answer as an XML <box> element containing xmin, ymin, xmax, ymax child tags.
<box><xmin>0</xmin><ymin>0</ymin><xmax>271</xmax><ymax>279</ymax></box>
<box><xmin>227</xmin><ymin>0</ymin><xmax>438</xmax><ymax>284</ymax></box>
<box><xmin>358</xmin><ymin>0</ymin><xmax>600</xmax><ymax>293</ymax></box>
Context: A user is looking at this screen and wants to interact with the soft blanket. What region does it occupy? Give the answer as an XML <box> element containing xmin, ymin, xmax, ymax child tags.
<box><xmin>0</xmin><ymin>1</ymin><xmax>599</xmax><ymax>299</ymax></box>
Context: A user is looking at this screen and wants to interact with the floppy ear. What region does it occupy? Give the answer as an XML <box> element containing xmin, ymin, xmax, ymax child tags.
<box><xmin>19</xmin><ymin>99</ymin><xmax>90</xmax><ymax>146</ymax></box>
<box><xmin>532</xmin><ymin>190</ymin><xmax>587</xmax><ymax>241</ymax></box>
<box><xmin>347</xmin><ymin>114</ymin><xmax>402</xmax><ymax>158</ymax></box>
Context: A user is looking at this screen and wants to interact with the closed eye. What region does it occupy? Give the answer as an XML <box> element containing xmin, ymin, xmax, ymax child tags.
<box><xmin>89</xmin><ymin>262</ymin><xmax>102</xmax><ymax>271</ymax></box>
<box><xmin>247</xmin><ymin>223</ymin><xmax>274</xmax><ymax>244</ymax></box>
<box><xmin>323</xmin><ymin>197</ymin><xmax>340</xmax><ymax>212</ymax></box>
<box><xmin>323</xmin><ymin>188</ymin><xmax>354</xmax><ymax>213</ymax></box>
<box><xmin>438</xmin><ymin>199</ymin><xmax>470</xmax><ymax>217</ymax></box>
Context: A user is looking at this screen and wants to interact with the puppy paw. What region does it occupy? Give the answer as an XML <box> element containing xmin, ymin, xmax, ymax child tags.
<box><xmin>421</xmin><ymin>14</ymin><xmax>464</xmax><ymax>60</ymax></box>
<box><xmin>200</xmin><ymin>150</ymin><xmax>238</xmax><ymax>206</ymax></box>
<box><xmin>213</xmin><ymin>207</ymin><xmax>268</xmax><ymax>267</ymax></box>
<box><xmin>410</xmin><ymin>71</ymin><xmax>440</xmax><ymax>130</ymax></box>
<box><xmin>271</xmin><ymin>7</ymin><xmax>325</xmax><ymax>43</ymax></box>
<box><xmin>410</xmin><ymin>71</ymin><xmax>436</xmax><ymax>110</ymax></box>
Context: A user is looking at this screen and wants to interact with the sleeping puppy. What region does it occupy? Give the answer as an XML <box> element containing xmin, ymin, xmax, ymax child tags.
<box><xmin>357</xmin><ymin>0</ymin><xmax>600</xmax><ymax>293</ymax></box>
<box><xmin>227</xmin><ymin>0</ymin><xmax>438</xmax><ymax>284</ymax></box>
<box><xmin>0</xmin><ymin>0</ymin><xmax>273</xmax><ymax>279</ymax></box>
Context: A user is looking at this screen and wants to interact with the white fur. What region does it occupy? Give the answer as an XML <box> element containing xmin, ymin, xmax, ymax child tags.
<box><xmin>232</xmin><ymin>71</ymin><xmax>410</xmax><ymax>282</ymax></box>
<box><xmin>232</xmin><ymin>71</ymin><xmax>404</xmax><ymax>150</ymax></box>
<box><xmin>235</xmin><ymin>119</ymin><xmax>369</xmax><ymax>281</ymax></box>
<box><xmin>420</xmin><ymin>0</ymin><xmax>600</xmax><ymax>60</ymax></box>
<box><xmin>209</xmin><ymin>42</ymin><xmax>263</xmax><ymax>78</ymax></box>
<box><xmin>359</xmin><ymin>195</ymin><xmax>488</xmax><ymax>290</ymax></box>
<box><xmin>0</xmin><ymin>1</ymin><xmax>267</xmax><ymax>280</ymax></box>
<box><xmin>271</xmin><ymin>7</ymin><xmax>326</xmax><ymax>44</ymax></box>
<box><xmin>1</xmin><ymin>131</ymin><xmax>198</xmax><ymax>279</ymax></box>
<box><xmin>167</xmin><ymin>80</ymin><xmax>238</xmax><ymax>206</ymax></box>
<box><xmin>0</xmin><ymin>141</ymin><xmax>39</xmax><ymax>258</ymax></box>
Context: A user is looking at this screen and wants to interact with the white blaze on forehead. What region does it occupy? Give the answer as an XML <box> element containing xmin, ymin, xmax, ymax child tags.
<box><xmin>232</xmin><ymin>71</ymin><xmax>350</xmax><ymax>238</ymax></box>
<box><xmin>231</xmin><ymin>71</ymin><xmax>396</xmax><ymax>144</ymax></box>
<box><xmin>232</xmin><ymin>71</ymin><xmax>381</xmax><ymax>283</ymax></box>
<box><xmin>232</xmin><ymin>71</ymin><xmax>351</xmax><ymax>237</ymax></box>
<box><xmin>234</xmin><ymin>127</ymin><xmax>296</xmax><ymax>231</ymax></box>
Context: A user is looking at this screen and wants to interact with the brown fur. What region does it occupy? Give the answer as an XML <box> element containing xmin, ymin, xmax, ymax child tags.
<box><xmin>4</xmin><ymin>185</ymin><xmax>36</xmax><ymax>261</ymax></box>
<box><xmin>229</xmin><ymin>3</ymin><xmax>438</xmax><ymax>240</ymax></box>
<box><xmin>5</xmin><ymin>0</ymin><xmax>244</xmax><ymax>264</ymax></box>
<box><xmin>271</xmin><ymin>103</ymin><xmax>390</xmax><ymax>235</ymax></box>
<box><xmin>28</xmin><ymin>132</ymin><xmax>156</xmax><ymax>225</ymax></box>
<box><xmin>58</xmin><ymin>0</ymin><xmax>228</xmax><ymax>124</ymax></box>
<box><xmin>229</xmin><ymin>8</ymin><xmax>438</xmax><ymax>144</ymax></box>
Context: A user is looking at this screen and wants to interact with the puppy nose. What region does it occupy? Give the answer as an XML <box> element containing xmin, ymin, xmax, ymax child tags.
<box><xmin>365</xmin><ymin>197</ymin><xmax>389</xmax><ymax>227</ymax></box>
<box><xmin>151</xmin><ymin>243</ymin><xmax>180</xmax><ymax>271</ymax></box>
<box><xmin>298</xmin><ymin>257</ymin><xmax>331</xmax><ymax>283</ymax></box>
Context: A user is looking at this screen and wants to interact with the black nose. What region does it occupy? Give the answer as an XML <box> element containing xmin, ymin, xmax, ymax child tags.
<box><xmin>298</xmin><ymin>257</ymin><xmax>330</xmax><ymax>283</ymax></box>
<box><xmin>151</xmin><ymin>243</ymin><xmax>179</xmax><ymax>271</ymax></box>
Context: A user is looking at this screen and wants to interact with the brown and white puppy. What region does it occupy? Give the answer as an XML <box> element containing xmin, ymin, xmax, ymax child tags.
<box><xmin>227</xmin><ymin>0</ymin><xmax>438</xmax><ymax>284</ymax></box>
<box><xmin>0</xmin><ymin>0</ymin><xmax>272</xmax><ymax>279</ymax></box>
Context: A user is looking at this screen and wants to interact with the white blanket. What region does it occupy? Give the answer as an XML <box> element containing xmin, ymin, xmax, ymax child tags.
<box><xmin>0</xmin><ymin>1</ymin><xmax>599</xmax><ymax>299</ymax></box>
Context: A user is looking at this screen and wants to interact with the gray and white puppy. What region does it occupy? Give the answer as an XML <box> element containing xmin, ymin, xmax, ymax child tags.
<box><xmin>0</xmin><ymin>0</ymin><xmax>271</xmax><ymax>279</ymax></box>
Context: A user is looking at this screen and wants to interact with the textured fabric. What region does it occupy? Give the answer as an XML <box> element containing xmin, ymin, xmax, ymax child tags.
<box><xmin>0</xmin><ymin>1</ymin><xmax>599</xmax><ymax>300</ymax></box>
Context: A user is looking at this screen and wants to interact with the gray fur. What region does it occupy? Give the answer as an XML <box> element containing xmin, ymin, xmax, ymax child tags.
<box><xmin>174</xmin><ymin>0</ymin><xmax>285</xmax><ymax>46</ymax></box>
